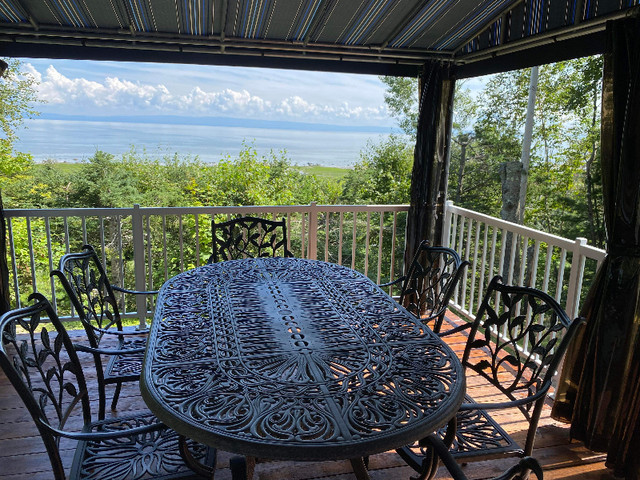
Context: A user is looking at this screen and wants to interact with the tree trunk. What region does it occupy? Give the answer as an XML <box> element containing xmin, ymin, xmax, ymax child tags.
<box><xmin>517</xmin><ymin>66</ymin><xmax>538</xmax><ymax>224</ymax></box>
<box><xmin>500</xmin><ymin>161</ymin><xmax>522</xmax><ymax>279</ymax></box>
<box><xmin>500</xmin><ymin>161</ymin><xmax>522</xmax><ymax>222</ymax></box>
<box><xmin>455</xmin><ymin>136</ymin><xmax>468</xmax><ymax>204</ymax></box>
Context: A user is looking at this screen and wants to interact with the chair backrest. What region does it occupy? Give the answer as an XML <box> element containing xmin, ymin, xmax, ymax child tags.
<box><xmin>462</xmin><ymin>275</ymin><xmax>582</xmax><ymax>419</ymax></box>
<box><xmin>208</xmin><ymin>216</ymin><xmax>293</xmax><ymax>263</ymax></box>
<box><xmin>398</xmin><ymin>240</ymin><xmax>470</xmax><ymax>333</ymax></box>
<box><xmin>51</xmin><ymin>244</ymin><xmax>123</xmax><ymax>349</ymax></box>
<box><xmin>0</xmin><ymin>293</ymin><xmax>91</xmax><ymax>480</ymax></box>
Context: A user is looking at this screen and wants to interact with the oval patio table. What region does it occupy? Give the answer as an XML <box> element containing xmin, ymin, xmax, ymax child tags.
<box><xmin>140</xmin><ymin>257</ymin><xmax>465</xmax><ymax>479</ymax></box>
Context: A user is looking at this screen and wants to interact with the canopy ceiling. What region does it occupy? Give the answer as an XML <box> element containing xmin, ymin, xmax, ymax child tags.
<box><xmin>0</xmin><ymin>0</ymin><xmax>638</xmax><ymax>77</ymax></box>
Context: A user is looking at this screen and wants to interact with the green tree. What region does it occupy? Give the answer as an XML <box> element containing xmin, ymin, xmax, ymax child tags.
<box><xmin>0</xmin><ymin>58</ymin><xmax>40</xmax><ymax>191</ymax></box>
<box><xmin>379</xmin><ymin>76</ymin><xmax>419</xmax><ymax>138</ymax></box>
<box><xmin>340</xmin><ymin>136</ymin><xmax>413</xmax><ymax>204</ymax></box>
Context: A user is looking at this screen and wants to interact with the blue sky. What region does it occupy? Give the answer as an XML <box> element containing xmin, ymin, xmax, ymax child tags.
<box><xmin>20</xmin><ymin>58</ymin><xmax>398</xmax><ymax>128</ymax></box>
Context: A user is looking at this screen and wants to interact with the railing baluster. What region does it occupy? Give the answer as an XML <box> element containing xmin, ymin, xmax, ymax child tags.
<box><xmin>162</xmin><ymin>215</ymin><xmax>169</xmax><ymax>280</ymax></box>
<box><xmin>308</xmin><ymin>202</ymin><xmax>318</xmax><ymax>260</ymax></box>
<box><xmin>26</xmin><ymin>217</ymin><xmax>36</xmax><ymax>293</ymax></box>
<box><xmin>351</xmin><ymin>212</ymin><xmax>357</xmax><ymax>270</ymax></box>
<box><xmin>565</xmin><ymin>238</ymin><xmax>587</xmax><ymax>319</ymax></box>
<box><xmin>377</xmin><ymin>212</ymin><xmax>384</xmax><ymax>285</ymax></box>
<box><xmin>542</xmin><ymin>244</ymin><xmax>553</xmax><ymax>293</ymax></box>
<box><xmin>301</xmin><ymin>212</ymin><xmax>307</xmax><ymax>259</ymax></box>
<box><xmin>3</xmin><ymin>202</ymin><xmax>604</xmax><ymax>329</ymax></box>
<box><xmin>478</xmin><ymin>224</ymin><xmax>489</xmax><ymax>313</ymax></box>
<box><xmin>338</xmin><ymin>212</ymin><xmax>344</xmax><ymax>265</ymax></box>
<box><xmin>461</xmin><ymin>217</ymin><xmax>472</xmax><ymax>311</ymax></box>
<box><xmin>145</xmin><ymin>214</ymin><xmax>153</xmax><ymax>293</ymax></box>
<box><xmin>489</xmin><ymin>227</ymin><xmax>498</xmax><ymax>286</ymax></box>
<box><xmin>195</xmin><ymin>213</ymin><xmax>200</xmax><ymax>267</ymax></box>
<box><xmin>45</xmin><ymin>216</ymin><xmax>55</xmax><ymax>302</ymax></box>
<box><xmin>556</xmin><ymin>248</ymin><xmax>567</xmax><ymax>304</ymax></box>
<box><xmin>132</xmin><ymin>204</ymin><xmax>147</xmax><ymax>328</ymax></box>
<box><xmin>518</xmin><ymin>236</ymin><xmax>529</xmax><ymax>287</ymax></box>
<box><xmin>364</xmin><ymin>212</ymin><xmax>371</xmax><ymax>277</ymax></box>
<box><xmin>389</xmin><ymin>212</ymin><xmax>397</xmax><ymax>288</ymax></box>
<box><xmin>7</xmin><ymin>219</ymin><xmax>19</xmax><ymax>308</ymax></box>
<box><xmin>324</xmin><ymin>211</ymin><xmax>330</xmax><ymax>262</ymax></box>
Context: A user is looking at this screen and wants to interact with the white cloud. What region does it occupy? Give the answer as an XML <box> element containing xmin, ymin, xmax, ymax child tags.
<box><xmin>28</xmin><ymin>62</ymin><xmax>391</xmax><ymax>125</ymax></box>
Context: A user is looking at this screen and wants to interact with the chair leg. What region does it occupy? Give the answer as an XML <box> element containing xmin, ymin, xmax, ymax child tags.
<box><xmin>98</xmin><ymin>384</ymin><xmax>107</xmax><ymax>420</ymax></box>
<box><xmin>111</xmin><ymin>382</ymin><xmax>122</xmax><ymax>411</ymax></box>
<box><xmin>230</xmin><ymin>456</ymin><xmax>255</xmax><ymax>480</ymax></box>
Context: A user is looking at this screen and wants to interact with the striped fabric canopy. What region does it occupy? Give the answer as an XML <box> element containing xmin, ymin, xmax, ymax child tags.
<box><xmin>0</xmin><ymin>0</ymin><xmax>638</xmax><ymax>75</ymax></box>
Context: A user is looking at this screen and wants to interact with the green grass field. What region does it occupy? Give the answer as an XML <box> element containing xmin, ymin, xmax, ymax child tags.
<box><xmin>37</xmin><ymin>160</ymin><xmax>351</xmax><ymax>180</ymax></box>
<box><xmin>297</xmin><ymin>164</ymin><xmax>350</xmax><ymax>180</ymax></box>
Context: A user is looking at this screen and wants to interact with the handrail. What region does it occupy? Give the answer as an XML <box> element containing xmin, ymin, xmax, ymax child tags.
<box><xmin>4</xmin><ymin>203</ymin><xmax>410</xmax><ymax>327</ymax></box>
<box><xmin>3</xmin><ymin>201</ymin><xmax>605</xmax><ymax>330</ymax></box>
<box><xmin>442</xmin><ymin>200</ymin><xmax>606</xmax><ymax>320</ymax></box>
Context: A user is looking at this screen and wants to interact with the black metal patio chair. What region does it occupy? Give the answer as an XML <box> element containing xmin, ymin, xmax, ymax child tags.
<box><xmin>51</xmin><ymin>244</ymin><xmax>158</xmax><ymax>419</ymax></box>
<box><xmin>0</xmin><ymin>293</ymin><xmax>215</xmax><ymax>480</ymax></box>
<box><xmin>381</xmin><ymin>240</ymin><xmax>470</xmax><ymax>334</ymax></box>
<box><xmin>397</xmin><ymin>275</ymin><xmax>583</xmax><ymax>479</ymax></box>
<box><xmin>207</xmin><ymin>215</ymin><xmax>293</xmax><ymax>263</ymax></box>
<box><xmin>419</xmin><ymin>434</ymin><xmax>543</xmax><ymax>480</ymax></box>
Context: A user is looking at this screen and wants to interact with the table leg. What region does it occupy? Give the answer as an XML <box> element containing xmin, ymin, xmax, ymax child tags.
<box><xmin>350</xmin><ymin>457</ymin><xmax>371</xmax><ymax>480</ymax></box>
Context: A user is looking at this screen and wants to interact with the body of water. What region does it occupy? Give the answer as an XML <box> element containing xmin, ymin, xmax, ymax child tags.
<box><xmin>17</xmin><ymin>118</ymin><xmax>395</xmax><ymax>168</ymax></box>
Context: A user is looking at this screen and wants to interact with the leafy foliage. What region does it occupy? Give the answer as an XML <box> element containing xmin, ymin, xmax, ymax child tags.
<box><xmin>379</xmin><ymin>76</ymin><xmax>419</xmax><ymax>138</ymax></box>
<box><xmin>0</xmin><ymin>59</ymin><xmax>41</xmax><ymax>190</ymax></box>
<box><xmin>340</xmin><ymin>135</ymin><xmax>412</xmax><ymax>204</ymax></box>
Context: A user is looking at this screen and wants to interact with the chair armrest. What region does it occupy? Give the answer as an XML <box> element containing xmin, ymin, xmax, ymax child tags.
<box><xmin>75</xmin><ymin>343</ymin><xmax>147</xmax><ymax>356</ymax></box>
<box><xmin>92</xmin><ymin>325</ymin><xmax>150</xmax><ymax>337</ymax></box>
<box><xmin>460</xmin><ymin>381</ymin><xmax>551</xmax><ymax>411</ymax></box>
<box><xmin>379</xmin><ymin>276</ymin><xmax>406</xmax><ymax>288</ymax></box>
<box><xmin>43</xmin><ymin>417</ymin><xmax>166</xmax><ymax>442</ymax></box>
<box><xmin>112</xmin><ymin>285</ymin><xmax>159</xmax><ymax>295</ymax></box>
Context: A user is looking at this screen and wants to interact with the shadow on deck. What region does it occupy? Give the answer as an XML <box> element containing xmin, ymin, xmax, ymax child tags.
<box><xmin>0</xmin><ymin>312</ymin><xmax>614</xmax><ymax>480</ymax></box>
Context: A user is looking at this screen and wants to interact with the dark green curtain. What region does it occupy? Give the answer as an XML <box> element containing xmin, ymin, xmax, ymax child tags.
<box><xmin>404</xmin><ymin>61</ymin><xmax>455</xmax><ymax>267</ymax></box>
<box><xmin>552</xmin><ymin>17</ymin><xmax>640</xmax><ymax>480</ymax></box>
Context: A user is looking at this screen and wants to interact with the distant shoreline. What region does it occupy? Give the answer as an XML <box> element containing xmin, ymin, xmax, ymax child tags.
<box><xmin>37</xmin><ymin>113</ymin><xmax>398</xmax><ymax>134</ymax></box>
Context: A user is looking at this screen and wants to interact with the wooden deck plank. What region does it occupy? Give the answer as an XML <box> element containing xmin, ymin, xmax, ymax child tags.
<box><xmin>0</xmin><ymin>314</ymin><xmax>615</xmax><ymax>480</ymax></box>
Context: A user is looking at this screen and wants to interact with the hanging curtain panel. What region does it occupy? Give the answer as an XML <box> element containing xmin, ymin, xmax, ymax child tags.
<box><xmin>404</xmin><ymin>61</ymin><xmax>455</xmax><ymax>270</ymax></box>
<box><xmin>552</xmin><ymin>16</ymin><xmax>640</xmax><ymax>480</ymax></box>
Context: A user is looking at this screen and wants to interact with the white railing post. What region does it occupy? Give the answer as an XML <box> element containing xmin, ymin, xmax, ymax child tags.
<box><xmin>308</xmin><ymin>202</ymin><xmax>318</xmax><ymax>260</ymax></box>
<box><xmin>442</xmin><ymin>200</ymin><xmax>453</xmax><ymax>248</ymax></box>
<box><xmin>565</xmin><ymin>237</ymin><xmax>588</xmax><ymax>319</ymax></box>
<box><xmin>132</xmin><ymin>204</ymin><xmax>147</xmax><ymax>329</ymax></box>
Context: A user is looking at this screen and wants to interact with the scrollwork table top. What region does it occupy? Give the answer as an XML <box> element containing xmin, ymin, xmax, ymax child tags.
<box><xmin>141</xmin><ymin>257</ymin><xmax>465</xmax><ymax>461</ymax></box>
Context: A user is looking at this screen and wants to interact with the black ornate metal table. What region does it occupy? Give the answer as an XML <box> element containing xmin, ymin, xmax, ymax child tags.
<box><xmin>140</xmin><ymin>257</ymin><xmax>465</xmax><ymax>479</ymax></box>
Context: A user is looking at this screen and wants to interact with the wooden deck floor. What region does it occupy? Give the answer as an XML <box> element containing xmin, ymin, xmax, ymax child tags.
<box><xmin>0</xmin><ymin>313</ymin><xmax>616</xmax><ymax>480</ymax></box>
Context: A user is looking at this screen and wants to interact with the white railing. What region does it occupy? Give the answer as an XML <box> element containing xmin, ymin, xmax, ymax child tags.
<box><xmin>4</xmin><ymin>202</ymin><xmax>409</xmax><ymax>322</ymax></box>
<box><xmin>4</xmin><ymin>201</ymin><xmax>606</xmax><ymax>327</ymax></box>
<box><xmin>442</xmin><ymin>200</ymin><xmax>606</xmax><ymax>321</ymax></box>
